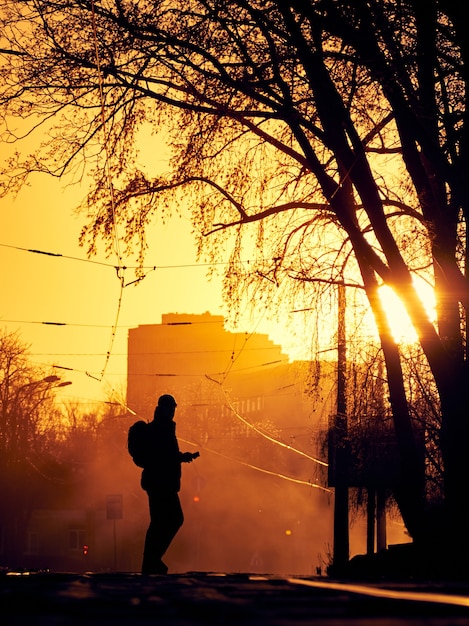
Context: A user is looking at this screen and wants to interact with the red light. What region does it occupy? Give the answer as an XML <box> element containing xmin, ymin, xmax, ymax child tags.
<box><xmin>83</xmin><ymin>545</ymin><xmax>89</xmax><ymax>555</ymax></box>
<box><xmin>193</xmin><ymin>496</ymin><xmax>200</xmax><ymax>503</ymax></box>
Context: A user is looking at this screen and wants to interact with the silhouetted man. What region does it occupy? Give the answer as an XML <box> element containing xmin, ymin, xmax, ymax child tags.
<box><xmin>141</xmin><ymin>394</ymin><xmax>199</xmax><ymax>575</ymax></box>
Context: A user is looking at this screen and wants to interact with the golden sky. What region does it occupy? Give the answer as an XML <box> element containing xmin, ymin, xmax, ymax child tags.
<box><xmin>1</xmin><ymin>168</ymin><xmax>321</xmax><ymax>407</ymax></box>
<box><xmin>1</xmin><ymin>161</ymin><xmax>437</xmax><ymax>410</ymax></box>
<box><xmin>0</xmin><ymin>170</ymin><xmax>230</xmax><ymax>405</ymax></box>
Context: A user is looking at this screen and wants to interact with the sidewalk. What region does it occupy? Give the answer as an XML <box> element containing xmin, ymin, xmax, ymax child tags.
<box><xmin>2</xmin><ymin>571</ymin><xmax>469</xmax><ymax>625</ymax></box>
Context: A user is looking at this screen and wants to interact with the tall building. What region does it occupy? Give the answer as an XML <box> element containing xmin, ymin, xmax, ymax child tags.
<box><xmin>127</xmin><ymin>311</ymin><xmax>289</xmax><ymax>416</ymax></box>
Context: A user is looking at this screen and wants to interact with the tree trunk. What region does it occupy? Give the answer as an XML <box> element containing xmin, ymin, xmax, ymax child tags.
<box><xmin>438</xmin><ymin>365</ymin><xmax>469</xmax><ymax>575</ymax></box>
<box><xmin>356</xmin><ymin>259</ymin><xmax>427</xmax><ymax>544</ymax></box>
<box><xmin>366</xmin><ymin>487</ymin><xmax>375</xmax><ymax>555</ymax></box>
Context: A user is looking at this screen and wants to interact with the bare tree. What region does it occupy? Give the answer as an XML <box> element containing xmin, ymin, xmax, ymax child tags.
<box><xmin>1</xmin><ymin>0</ymin><xmax>468</xmax><ymax>573</ymax></box>
<box><xmin>0</xmin><ymin>330</ymin><xmax>69</xmax><ymax>565</ymax></box>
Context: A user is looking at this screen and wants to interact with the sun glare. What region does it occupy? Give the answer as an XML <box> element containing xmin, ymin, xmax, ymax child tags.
<box><xmin>379</xmin><ymin>280</ymin><xmax>436</xmax><ymax>344</ymax></box>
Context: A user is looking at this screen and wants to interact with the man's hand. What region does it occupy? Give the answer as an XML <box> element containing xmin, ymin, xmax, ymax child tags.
<box><xmin>181</xmin><ymin>451</ymin><xmax>200</xmax><ymax>463</ymax></box>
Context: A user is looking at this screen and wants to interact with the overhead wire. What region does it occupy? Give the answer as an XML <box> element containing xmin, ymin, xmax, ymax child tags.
<box><xmin>205</xmin><ymin>374</ymin><xmax>328</xmax><ymax>469</ymax></box>
<box><xmin>88</xmin><ymin>0</ymin><xmax>125</xmax><ymax>383</ymax></box>
<box><xmin>105</xmin><ymin>392</ymin><xmax>330</xmax><ymax>492</ymax></box>
<box><xmin>0</xmin><ymin>242</ymin><xmax>118</xmax><ymax>267</ymax></box>
<box><xmin>178</xmin><ymin>436</ymin><xmax>331</xmax><ymax>492</ymax></box>
<box><xmin>218</xmin><ymin>273</ymin><xmax>287</xmax><ymax>383</ymax></box>
<box><xmin>0</xmin><ymin>241</ymin><xmax>292</xmax><ymax>278</ymax></box>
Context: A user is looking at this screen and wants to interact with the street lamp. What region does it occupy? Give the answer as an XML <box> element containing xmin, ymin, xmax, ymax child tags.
<box><xmin>14</xmin><ymin>376</ymin><xmax>73</xmax><ymax>403</ymax></box>
<box><xmin>40</xmin><ymin>375</ymin><xmax>72</xmax><ymax>388</ymax></box>
<box><xmin>42</xmin><ymin>376</ymin><xmax>61</xmax><ymax>383</ymax></box>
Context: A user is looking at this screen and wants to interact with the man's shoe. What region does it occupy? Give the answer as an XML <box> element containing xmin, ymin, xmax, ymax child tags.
<box><xmin>142</xmin><ymin>560</ymin><xmax>168</xmax><ymax>575</ymax></box>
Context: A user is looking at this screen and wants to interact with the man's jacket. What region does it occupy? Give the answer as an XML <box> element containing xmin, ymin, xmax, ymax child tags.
<box><xmin>141</xmin><ymin>419</ymin><xmax>183</xmax><ymax>493</ymax></box>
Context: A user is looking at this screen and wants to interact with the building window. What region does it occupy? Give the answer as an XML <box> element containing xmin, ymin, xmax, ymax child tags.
<box><xmin>26</xmin><ymin>531</ymin><xmax>39</xmax><ymax>554</ymax></box>
<box><xmin>69</xmin><ymin>529</ymin><xmax>87</xmax><ymax>551</ymax></box>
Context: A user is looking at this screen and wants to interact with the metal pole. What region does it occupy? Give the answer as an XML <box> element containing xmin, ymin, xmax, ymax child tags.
<box><xmin>333</xmin><ymin>278</ymin><xmax>349</xmax><ymax>571</ymax></box>
<box><xmin>113</xmin><ymin>519</ymin><xmax>117</xmax><ymax>571</ymax></box>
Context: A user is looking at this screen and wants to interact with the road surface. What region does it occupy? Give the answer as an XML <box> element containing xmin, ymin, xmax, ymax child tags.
<box><xmin>2</xmin><ymin>571</ymin><xmax>469</xmax><ymax>625</ymax></box>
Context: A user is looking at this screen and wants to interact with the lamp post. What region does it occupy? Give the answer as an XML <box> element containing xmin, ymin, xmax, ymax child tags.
<box><xmin>13</xmin><ymin>375</ymin><xmax>71</xmax><ymax>404</ymax></box>
<box><xmin>332</xmin><ymin>278</ymin><xmax>350</xmax><ymax>573</ymax></box>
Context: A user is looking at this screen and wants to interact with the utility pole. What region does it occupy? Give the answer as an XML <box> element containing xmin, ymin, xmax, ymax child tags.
<box><xmin>332</xmin><ymin>278</ymin><xmax>349</xmax><ymax>572</ymax></box>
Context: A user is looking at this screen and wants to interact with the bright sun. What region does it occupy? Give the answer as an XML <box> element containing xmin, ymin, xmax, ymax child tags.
<box><xmin>378</xmin><ymin>280</ymin><xmax>437</xmax><ymax>344</ymax></box>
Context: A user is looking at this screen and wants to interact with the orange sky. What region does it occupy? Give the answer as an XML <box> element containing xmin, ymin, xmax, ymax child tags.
<box><xmin>0</xmin><ymin>171</ymin><xmax>227</xmax><ymax>405</ymax></box>
<box><xmin>1</xmin><ymin>160</ymin><xmax>435</xmax><ymax>411</ymax></box>
<box><xmin>0</xmin><ymin>97</ymin><xmax>382</xmax><ymax>411</ymax></box>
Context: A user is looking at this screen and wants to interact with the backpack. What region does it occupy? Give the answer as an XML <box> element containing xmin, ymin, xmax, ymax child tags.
<box><xmin>127</xmin><ymin>420</ymin><xmax>150</xmax><ymax>467</ymax></box>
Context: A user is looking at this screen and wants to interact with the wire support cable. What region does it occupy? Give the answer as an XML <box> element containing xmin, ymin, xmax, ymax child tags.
<box><xmin>179</xmin><ymin>436</ymin><xmax>331</xmax><ymax>492</ymax></box>
<box><xmin>205</xmin><ymin>375</ymin><xmax>329</xmax><ymax>468</ymax></box>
